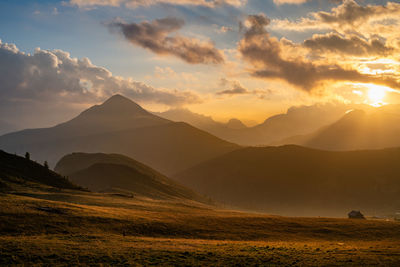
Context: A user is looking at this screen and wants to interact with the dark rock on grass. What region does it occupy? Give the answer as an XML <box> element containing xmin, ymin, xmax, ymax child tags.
<box><xmin>348</xmin><ymin>210</ymin><xmax>365</xmax><ymax>219</ymax></box>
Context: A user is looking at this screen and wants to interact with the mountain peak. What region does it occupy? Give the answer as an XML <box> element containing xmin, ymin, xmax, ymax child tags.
<box><xmin>226</xmin><ymin>118</ymin><xmax>246</xmax><ymax>129</ymax></box>
<box><xmin>81</xmin><ymin>94</ymin><xmax>149</xmax><ymax>116</ymax></box>
<box><xmin>51</xmin><ymin>94</ymin><xmax>169</xmax><ymax>136</ymax></box>
<box><xmin>102</xmin><ymin>94</ymin><xmax>141</xmax><ymax>108</ymax></box>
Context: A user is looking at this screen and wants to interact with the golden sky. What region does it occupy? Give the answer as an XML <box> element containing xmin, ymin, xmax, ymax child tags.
<box><xmin>0</xmin><ymin>0</ymin><xmax>400</xmax><ymax>128</ymax></box>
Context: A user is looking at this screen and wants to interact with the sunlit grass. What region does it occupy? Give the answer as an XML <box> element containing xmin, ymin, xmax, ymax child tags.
<box><xmin>1</xmin><ymin>185</ymin><xmax>400</xmax><ymax>265</ymax></box>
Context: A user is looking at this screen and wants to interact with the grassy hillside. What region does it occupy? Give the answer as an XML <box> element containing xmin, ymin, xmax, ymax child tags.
<box><xmin>0</xmin><ymin>150</ymin><xmax>80</xmax><ymax>191</ymax></box>
<box><xmin>1</xmin><ymin>151</ymin><xmax>400</xmax><ymax>265</ymax></box>
<box><xmin>55</xmin><ymin>152</ymin><xmax>210</xmax><ymax>203</ymax></box>
<box><xmin>55</xmin><ymin>152</ymin><xmax>161</xmax><ymax>176</ymax></box>
<box><xmin>175</xmin><ymin>145</ymin><xmax>400</xmax><ymax>217</ymax></box>
<box><xmin>0</xmin><ymin>95</ymin><xmax>239</xmax><ymax>175</ymax></box>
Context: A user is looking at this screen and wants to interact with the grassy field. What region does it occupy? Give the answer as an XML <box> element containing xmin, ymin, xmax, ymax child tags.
<box><xmin>1</xmin><ymin>186</ymin><xmax>400</xmax><ymax>266</ymax></box>
<box><xmin>2</xmin><ymin>235</ymin><xmax>400</xmax><ymax>266</ymax></box>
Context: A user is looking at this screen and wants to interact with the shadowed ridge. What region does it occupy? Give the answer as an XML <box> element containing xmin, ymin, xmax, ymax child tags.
<box><xmin>55</xmin><ymin>152</ymin><xmax>211</xmax><ymax>203</ymax></box>
<box><xmin>175</xmin><ymin>144</ymin><xmax>400</xmax><ymax>217</ymax></box>
<box><xmin>0</xmin><ymin>94</ymin><xmax>239</xmax><ymax>174</ymax></box>
<box><xmin>0</xmin><ymin>150</ymin><xmax>81</xmax><ymax>191</ymax></box>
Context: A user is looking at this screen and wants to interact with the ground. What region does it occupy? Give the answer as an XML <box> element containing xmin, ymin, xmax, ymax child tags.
<box><xmin>1</xmin><ymin>187</ymin><xmax>400</xmax><ymax>266</ymax></box>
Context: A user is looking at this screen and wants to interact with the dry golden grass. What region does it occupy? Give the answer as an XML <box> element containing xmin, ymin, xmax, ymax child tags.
<box><xmin>2</xmin><ymin>235</ymin><xmax>400</xmax><ymax>266</ymax></box>
<box><xmin>1</xmin><ymin>188</ymin><xmax>400</xmax><ymax>265</ymax></box>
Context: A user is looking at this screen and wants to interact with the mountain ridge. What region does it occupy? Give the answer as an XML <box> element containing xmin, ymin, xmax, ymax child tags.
<box><xmin>175</xmin><ymin>145</ymin><xmax>400</xmax><ymax>217</ymax></box>
<box><xmin>280</xmin><ymin>109</ymin><xmax>400</xmax><ymax>151</ymax></box>
<box><xmin>55</xmin><ymin>152</ymin><xmax>210</xmax><ymax>202</ymax></box>
<box><xmin>0</xmin><ymin>95</ymin><xmax>239</xmax><ymax>175</ymax></box>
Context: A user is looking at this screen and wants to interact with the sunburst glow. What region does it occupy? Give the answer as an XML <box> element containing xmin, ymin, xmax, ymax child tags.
<box><xmin>366</xmin><ymin>84</ymin><xmax>393</xmax><ymax>107</ymax></box>
<box><xmin>367</xmin><ymin>84</ymin><xmax>388</xmax><ymax>107</ymax></box>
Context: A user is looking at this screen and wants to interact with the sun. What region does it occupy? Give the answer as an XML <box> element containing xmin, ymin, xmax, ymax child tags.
<box><xmin>367</xmin><ymin>84</ymin><xmax>388</xmax><ymax>107</ymax></box>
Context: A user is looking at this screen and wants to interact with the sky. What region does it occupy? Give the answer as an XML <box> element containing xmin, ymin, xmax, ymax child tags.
<box><xmin>1</xmin><ymin>0</ymin><xmax>400</xmax><ymax>130</ymax></box>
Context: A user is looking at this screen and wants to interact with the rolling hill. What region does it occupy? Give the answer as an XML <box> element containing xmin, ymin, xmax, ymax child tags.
<box><xmin>175</xmin><ymin>145</ymin><xmax>400</xmax><ymax>217</ymax></box>
<box><xmin>55</xmin><ymin>152</ymin><xmax>210</xmax><ymax>202</ymax></box>
<box><xmin>0</xmin><ymin>150</ymin><xmax>80</xmax><ymax>191</ymax></box>
<box><xmin>0</xmin><ymin>95</ymin><xmax>239</xmax><ymax>175</ymax></box>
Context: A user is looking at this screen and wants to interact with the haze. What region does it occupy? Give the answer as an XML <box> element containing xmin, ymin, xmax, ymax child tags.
<box><xmin>2</xmin><ymin>1</ymin><xmax>400</xmax><ymax>265</ymax></box>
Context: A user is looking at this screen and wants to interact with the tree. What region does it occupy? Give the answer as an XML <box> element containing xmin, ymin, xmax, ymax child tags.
<box><xmin>44</xmin><ymin>161</ymin><xmax>49</xmax><ymax>169</ymax></box>
<box><xmin>25</xmin><ymin>152</ymin><xmax>30</xmax><ymax>160</ymax></box>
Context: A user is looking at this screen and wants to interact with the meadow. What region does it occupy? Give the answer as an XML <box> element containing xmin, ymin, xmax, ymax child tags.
<box><xmin>1</xmin><ymin>187</ymin><xmax>400</xmax><ymax>266</ymax></box>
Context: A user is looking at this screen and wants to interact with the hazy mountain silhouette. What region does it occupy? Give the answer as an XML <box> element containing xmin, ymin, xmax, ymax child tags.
<box><xmin>155</xmin><ymin>108</ymin><xmax>221</xmax><ymax>129</ymax></box>
<box><xmin>0</xmin><ymin>95</ymin><xmax>239</xmax><ymax>175</ymax></box>
<box><xmin>0</xmin><ymin>150</ymin><xmax>80</xmax><ymax>191</ymax></box>
<box><xmin>158</xmin><ymin>105</ymin><xmax>349</xmax><ymax>146</ymax></box>
<box><xmin>225</xmin><ymin>118</ymin><xmax>246</xmax><ymax>129</ymax></box>
<box><xmin>281</xmin><ymin>109</ymin><xmax>400</xmax><ymax>150</ymax></box>
<box><xmin>232</xmin><ymin>105</ymin><xmax>350</xmax><ymax>146</ymax></box>
<box><xmin>156</xmin><ymin>108</ymin><xmax>247</xmax><ymax>132</ymax></box>
<box><xmin>55</xmin><ymin>152</ymin><xmax>209</xmax><ymax>202</ymax></box>
<box><xmin>175</xmin><ymin>145</ymin><xmax>400</xmax><ymax>217</ymax></box>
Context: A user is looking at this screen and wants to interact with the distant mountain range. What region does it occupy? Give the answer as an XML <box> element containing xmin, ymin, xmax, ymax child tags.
<box><xmin>175</xmin><ymin>145</ymin><xmax>400</xmax><ymax>217</ymax></box>
<box><xmin>55</xmin><ymin>152</ymin><xmax>210</xmax><ymax>203</ymax></box>
<box><xmin>155</xmin><ymin>108</ymin><xmax>247</xmax><ymax>130</ymax></box>
<box><xmin>280</xmin><ymin>108</ymin><xmax>400</xmax><ymax>151</ymax></box>
<box><xmin>0</xmin><ymin>95</ymin><xmax>239</xmax><ymax>175</ymax></box>
<box><xmin>156</xmin><ymin>104</ymin><xmax>350</xmax><ymax>146</ymax></box>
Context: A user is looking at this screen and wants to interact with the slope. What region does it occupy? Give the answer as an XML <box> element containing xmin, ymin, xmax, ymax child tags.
<box><xmin>302</xmin><ymin>109</ymin><xmax>400</xmax><ymax>150</ymax></box>
<box><xmin>55</xmin><ymin>152</ymin><xmax>210</xmax><ymax>202</ymax></box>
<box><xmin>175</xmin><ymin>145</ymin><xmax>400</xmax><ymax>217</ymax></box>
<box><xmin>0</xmin><ymin>95</ymin><xmax>239</xmax><ymax>175</ymax></box>
<box><xmin>0</xmin><ymin>150</ymin><xmax>80</xmax><ymax>191</ymax></box>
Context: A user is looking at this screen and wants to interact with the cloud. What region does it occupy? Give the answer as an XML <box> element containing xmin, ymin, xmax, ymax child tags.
<box><xmin>238</xmin><ymin>14</ymin><xmax>400</xmax><ymax>91</ymax></box>
<box><xmin>69</xmin><ymin>0</ymin><xmax>245</xmax><ymax>9</ymax></box>
<box><xmin>217</xmin><ymin>78</ymin><xmax>250</xmax><ymax>95</ymax></box>
<box><xmin>271</xmin><ymin>1</ymin><xmax>400</xmax><ymax>31</ymax></box>
<box><xmin>108</xmin><ymin>17</ymin><xmax>224</xmax><ymax>65</ymax></box>
<box><xmin>0</xmin><ymin>39</ymin><xmax>201</xmax><ymax>128</ymax></box>
<box><xmin>304</xmin><ymin>32</ymin><xmax>395</xmax><ymax>57</ymax></box>
<box><xmin>215</xmin><ymin>26</ymin><xmax>234</xmax><ymax>34</ymax></box>
<box><xmin>216</xmin><ymin>78</ymin><xmax>271</xmax><ymax>98</ymax></box>
<box><xmin>314</xmin><ymin>0</ymin><xmax>400</xmax><ymax>27</ymax></box>
<box><xmin>273</xmin><ymin>0</ymin><xmax>308</xmax><ymax>5</ymax></box>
